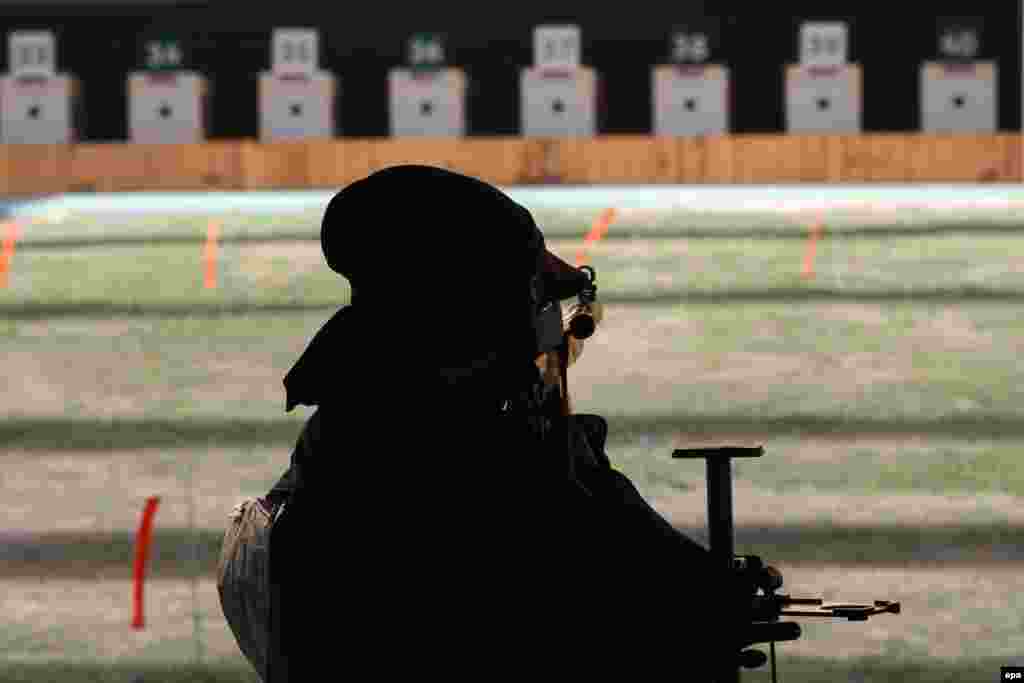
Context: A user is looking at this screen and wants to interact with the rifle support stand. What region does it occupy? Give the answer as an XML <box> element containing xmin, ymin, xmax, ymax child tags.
<box><xmin>674</xmin><ymin>447</ymin><xmax>768</xmax><ymax>683</ymax></box>
<box><xmin>673</xmin><ymin>447</ymin><xmax>763</xmax><ymax>575</ymax></box>
<box><xmin>672</xmin><ymin>446</ymin><xmax>900</xmax><ymax>683</ymax></box>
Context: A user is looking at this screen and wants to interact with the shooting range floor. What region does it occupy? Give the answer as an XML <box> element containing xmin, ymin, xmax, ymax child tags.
<box><xmin>4</xmin><ymin>184</ymin><xmax>1023</xmax><ymax>674</ymax></box>
<box><xmin>1</xmin><ymin>566</ymin><xmax>1022</xmax><ymax>664</ymax></box>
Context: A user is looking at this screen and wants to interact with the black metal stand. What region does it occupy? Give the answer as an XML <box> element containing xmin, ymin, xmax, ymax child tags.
<box><xmin>671</xmin><ymin>446</ymin><xmax>900</xmax><ymax>683</ymax></box>
<box><xmin>673</xmin><ymin>446</ymin><xmax>772</xmax><ymax>683</ymax></box>
<box><xmin>672</xmin><ymin>446</ymin><xmax>764</xmax><ymax>575</ymax></box>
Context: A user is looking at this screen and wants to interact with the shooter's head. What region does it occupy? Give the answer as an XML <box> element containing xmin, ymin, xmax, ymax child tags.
<box><xmin>319</xmin><ymin>164</ymin><xmax>589</xmax><ymax>365</ymax></box>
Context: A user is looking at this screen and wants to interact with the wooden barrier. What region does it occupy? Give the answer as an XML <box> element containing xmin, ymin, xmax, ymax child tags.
<box><xmin>840</xmin><ymin>134</ymin><xmax>1021</xmax><ymax>182</ymax></box>
<box><xmin>364</xmin><ymin>138</ymin><xmax>530</xmax><ymax>187</ymax></box>
<box><xmin>235</xmin><ymin>138</ymin><xmax>532</xmax><ymax>189</ymax></box>
<box><xmin>0</xmin><ymin>134</ymin><xmax>1021</xmax><ymax>195</ymax></box>
<box><xmin>842</xmin><ymin>134</ymin><xmax>909</xmax><ymax>182</ymax></box>
<box><xmin>66</xmin><ymin>142</ymin><xmax>244</xmax><ymax>192</ymax></box>
<box><xmin>237</xmin><ymin>141</ymin><xmax>313</xmax><ymax>190</ymax></box>
<box><xmin>719</xmin><ymin>135</ymin><xmax>846</xmax><ymax>183</ymax></box>
<box><xmin>0</xmin><ymin>144</ymin><xmax>71</xmax><ymax>195</ymax></box>
<box><xmin>538</xmin><ymin>136</ymin><xmax>682</xmax><ymax>184</ymax></box>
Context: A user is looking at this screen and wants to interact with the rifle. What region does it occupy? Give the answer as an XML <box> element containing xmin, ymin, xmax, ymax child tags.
<box><xmin>553</xmin><ymin>265</ymin><xmax>901</xmax><ymax>683</ymax></box>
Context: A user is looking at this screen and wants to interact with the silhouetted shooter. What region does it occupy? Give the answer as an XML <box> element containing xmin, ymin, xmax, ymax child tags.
<box><xmin>263</xmin><ymin>165</ymin><xmax>752</xmax><ymax>681</ymax></box>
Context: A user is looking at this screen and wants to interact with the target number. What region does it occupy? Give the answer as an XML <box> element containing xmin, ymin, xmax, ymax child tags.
<box><xmin>800</xmin><ymin>22</ymin><xmax>847</xmax><ymax>67</ymax></box>
<box><xmin>9</xmin><ymin>31</ymin><xmax>56</xmax><ymax>77</ymax></box>
<box><xmin>145</xmin><ymin>40</ymin><xmax>183</xmax><ymax>70</ymax></box>
<box><xmin>409</xmin><ymin>34</ymin><xmax>444</xmax><ymax>66</ymax></box>
<box><xmin>535</xmin><ymin>25</ymin><xmax>580</xmax><ymax>69</ymax></box>
<box><xmin>273</xmin><ymin>28</ymin><xmax>317</xmax><ymax>76</ymax></box>
<box><xmin>672</xmin><ymin>33</ymin><xmax>709</xmax><ymax>63</ymax></box>
<box><xmin>940</xmin><ymin>29</ymin><xmax>978</xmax><ymax>59</ymax></box>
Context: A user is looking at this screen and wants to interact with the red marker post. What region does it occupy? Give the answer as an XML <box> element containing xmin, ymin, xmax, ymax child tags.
<box><xmin>576</xmin><ymin>208</ymin><xmax>617</xmax><ymax>267</ymax></box>
<box><xmin>203</xmin><ymin>221</ymin><xmax>220</xmax><ymax>290</ymax></box>
<box><xmin>132</xmin><ymin>496</ymin><xmax>161</xmax><ymax>629</ymax></box>
<box><xmin>802</xmin><ymin>213</ymin><xmax>824</xmax><ymax>279</ymax></box>
<box><xmin>0</xmin><ymin>221</ymin><xmax>22</xmax><ymax>289</ymax></box>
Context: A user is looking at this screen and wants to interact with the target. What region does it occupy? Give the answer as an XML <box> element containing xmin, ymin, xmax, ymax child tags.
<box><xmin>259</xmin><ymin>28</ymin><xmax>336</xmax><ymax>140</ymax></box>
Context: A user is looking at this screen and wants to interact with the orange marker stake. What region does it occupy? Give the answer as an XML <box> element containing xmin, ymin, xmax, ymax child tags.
<box><xmin>801</xmin><ymin>214</ymin><xmax>824</xmax><ymax>279</ymax></box>
<box><xmin>576</xmin><ymin>208</ymin><xmax>617</xmax><ymax>267</ymax></box>
<box><xmin>132</xmin><ymin>496</ymin><xmax>161</xmax><ymax>629</ymax></box>
<box><xmin>0</xmin><ymin>222</ymin><xmax>21</xmax><ymax>289</ymax></box>
<box><xmin>203</xmin><ymin>221</ymin><xmax>219</xmax><ymax>289</ymax></box>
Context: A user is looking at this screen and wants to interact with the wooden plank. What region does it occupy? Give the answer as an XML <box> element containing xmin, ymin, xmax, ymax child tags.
<box><xmin>909</xmin><ymin>134</ymin><xmax>1003</xmax><ymax>182</ymax></box>
<box><xmin>521</xmin><ymin>138</ymin><xmax>563</xmax><ymax>184</ymax></box>
<box><xmin>917</xmin><ymin>133</ymin><xmax>957</xmax><ymax>182</ymax></box>
<box><xmin>677</xmin><ymin>137</ymin><xmax>707</xmax><ymax>183</ymax></box>
<box><xmin>842</xmin><ymin>134</ymin><xmax>910</xmax><ymax>182</ymax></box>
<box><xmin>68</xmin><ymin>143</ymin><xmax>150</xmax><ymax>192</ymax></box>
<box><xmin>363</xmin><ymin>138</ymin><xmax>529</xmax><ymax>186</ymax></box>
<box><xmin>0</xmin><ymin>144</ymin><xmax>70</xmax><ymax>195</ymax></box>
<box><xmin>306</xmin><ymin>140</ymin><xmax>370</xmax><ymax>189</ymax></box>
<box><xmin>997</xmin><ymin>134</ymin><xmax>1023</xmax><ymax>182</ymax></box>
<box><xmin>557</xmin><ymin>136</ymin><xmax>680</xmax><ymax>184</ymax></box>
<box><xmin>701</xmin><ymin>134</ymin><xmax>735</xmax><ymax>183</ymax></box>
<box><xmin>729</xmin><ymin>135</ymin><xmax>831</xmax><ymax>183</ymax></box>
<box><xmin>458</xmin><ymin>139</ymin><xmax>530</xmax><ymax>186</ymax></box>
<box><xmin>182</xmin><ymin>142</ymin><xmax>244</xmax><ymax>190</ymax></box>
<box><xmin>141</xmin><ymin>142</ymin><xmax>243</xmax><ymax>190</ymax></box>
<box><xmin>305</xmin><ymin>138</ymin><xmax>531</xmax><ymax>189</ymax></box>
<box><xmin>67</xmin><ymin>142</ymin><xmax>244</xmax><ymax>191</ymax></box>
<box><xmin>825</xmin><ymin>135</ymin><xmax>846</xmax><ymax>182</ymax></box>
<box><xmin>4</xmin><ymin>135</ymin><xmax>1022</xmax><ymax>193</ymax></box>
<box><xmin>238</xmin><ymin>141</ymin><xmax>311</xmax><ymax>189</ymax></box>
<box><xmin>960</xmin><ymin>134</ymin><xmax>1017</xmax><ymax>182</ymax></box>
<box><xmin>365</xmin><ymin>138</ymin><xmax>462</xmax><ymax>176</ymax></box>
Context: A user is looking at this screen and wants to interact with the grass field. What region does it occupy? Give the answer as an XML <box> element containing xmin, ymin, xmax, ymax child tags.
<box><xmin>3</xmin><ymin>189</ymin><xmax>1024</xmax><ymax>681</ymax></box>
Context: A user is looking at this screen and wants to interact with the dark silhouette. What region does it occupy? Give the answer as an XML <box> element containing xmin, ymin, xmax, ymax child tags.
<box><xmin>261</xmin><ymin>165</ymin><xmax>749</xmax><ymax>680</ymax></box>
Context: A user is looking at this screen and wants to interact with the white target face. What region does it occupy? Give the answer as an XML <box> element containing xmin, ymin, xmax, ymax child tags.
<box><xmin>128</xmin><ymin>73</ymin><xmax>206</xmax><ymax>143</ymax></box>
<box><xmin>534</xmin><ymin>25</ymin><xmax>580</xmax><ymax>69</ymax></box>
<box><xmin>259</xmin><ymin>72</ymin><xmax>335</xmax><ymax>140</ymax></box>
<box><xmin>521</xmin><ymin>68</ymin><xmax>597</xmax><ymax>136</ymax></box>
<box><xmin>800</xmin><ymin>22</ymin><xmax>847</xmax><ymax>67</ymax></box>
<box><xmin>1</xmin><ymin>75</ymin><xmax>74</xmax><ymax>143</ymax></box>
<box><xmin>9</xmin><ymin>31</ymin><xmax>56</xmax><ymax>77</ymax></box>
<box><xmin>920</xmin><ymin>63</ymin><xmax>996</xmax><ymax>132</ymax></box>
<box><xmin>272</xmin><ymin>28</ymin><xmax>317</xmax><ymax>76</ymax></box>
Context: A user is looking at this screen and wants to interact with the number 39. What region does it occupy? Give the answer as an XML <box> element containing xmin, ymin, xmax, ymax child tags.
<box><xmin>18</xmin><ymin>45</ymin><xmax>48</xmax><ymax>67</ymax></box>
<box><xmin>545</xmin><ymin>38</ymin><xmax>575</xmax><ymax>61</ymax></box>
<box><xmin>807</xmin><ymin>35</ymin><xmax>840</xmax><ymax>56</ymax></box>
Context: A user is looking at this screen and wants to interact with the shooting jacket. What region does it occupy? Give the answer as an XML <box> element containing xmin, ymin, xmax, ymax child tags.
<box><xmin>261</xmin><ymin>401</ymin><xmax>721</xmax><ymax>681</ymax></box>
